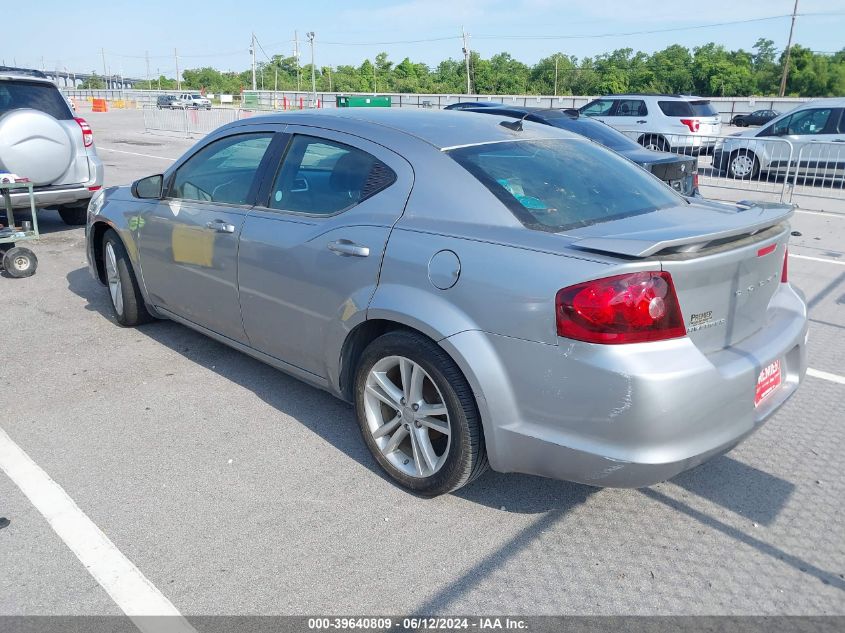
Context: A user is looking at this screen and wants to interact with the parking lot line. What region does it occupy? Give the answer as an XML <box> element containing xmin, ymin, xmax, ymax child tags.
<box><xmin>0</xmin><ymin>427</ymin><xmax>196</xmax><ymax>633</ymax></box>
<box><xmin>789</xmin><ymin>254</ymin><xmax>845</xmax><ymax>267</ymax></box>
<box><xmin>98</xmin><ymin>146</ymin><xmax>178</xmax><ymax>161</ymax></box>
<box><xmin>807</xmin><ymin>368</ymin><xmax>845</xmax><ymax>385</ymax></box>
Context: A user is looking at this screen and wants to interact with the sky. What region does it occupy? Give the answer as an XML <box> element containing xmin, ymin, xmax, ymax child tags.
<box><xmin>3</xmin><ymin>0</ymin><xmax>845</xmax><ymax>79</ymax></box>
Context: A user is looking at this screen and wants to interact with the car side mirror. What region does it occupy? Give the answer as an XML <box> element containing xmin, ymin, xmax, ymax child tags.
<box><xmin>132</xmin><ymin>174</ymin><xmax>163</xmax><ymax>199</ymax></box>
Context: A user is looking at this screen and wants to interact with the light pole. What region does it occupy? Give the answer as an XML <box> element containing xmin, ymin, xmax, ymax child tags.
<box><xmin>307</xmin><ymin>32</ymin><xmax>316</xmax><ymax>107</ymax></box>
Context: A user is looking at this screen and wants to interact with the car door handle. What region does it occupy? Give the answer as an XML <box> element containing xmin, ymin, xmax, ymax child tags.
<box><xmin>636</xmin><ymin>120</ymin><xmax>647</xmax><ymax>124</ymax></box>
<box><xmin>206</xmin><ymin>219</ymin><xmax>235</xmax><ymax>233</ymax></box>
<box><xmin>327</xmin><ymin>240</ymin><xmax>370</xmax><ymax>257</ymax></box>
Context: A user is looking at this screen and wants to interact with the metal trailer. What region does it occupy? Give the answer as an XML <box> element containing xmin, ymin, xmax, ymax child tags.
<box><xmin>0</xmin><ymin>181</ymin><xmax>39</xmax><ymax>278</ymax></box>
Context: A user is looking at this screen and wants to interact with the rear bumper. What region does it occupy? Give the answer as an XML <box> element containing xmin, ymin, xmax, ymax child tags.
<box><xmin>5</xmin><ymin>154</ymin><xmax>104</xmax><ymax>209</ymax></box>
<box><xmin>441</xmin><ymin>283</ymin><xmax>807</xmax><ymax>488</ymax></box>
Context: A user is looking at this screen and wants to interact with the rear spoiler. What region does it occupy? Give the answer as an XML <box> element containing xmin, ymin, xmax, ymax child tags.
<box><xmin>571</xmin><ymin>201</ymin><xmax>794</xmax><ymax>258</ymax></box>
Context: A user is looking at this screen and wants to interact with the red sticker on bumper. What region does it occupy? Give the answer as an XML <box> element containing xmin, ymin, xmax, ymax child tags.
<box><xmin>755</xmin><ymin>359</ymin><xmax>782</xmax><ymax>407</ymax></box>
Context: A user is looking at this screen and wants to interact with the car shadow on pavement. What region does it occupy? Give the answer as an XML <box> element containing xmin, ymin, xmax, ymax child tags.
<box><xmin>1</xmin><ymin>207</ymin><xmax>83</xmax><ymax>236</ymax></box>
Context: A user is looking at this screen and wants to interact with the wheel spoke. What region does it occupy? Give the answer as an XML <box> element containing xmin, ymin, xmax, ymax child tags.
<box><xmin>417</xmin><ymin>403</ymin><xmax>447</xmax><ymax>417</ymax></box>
<box><xmin>413</xmin><ymin>426</ymin><xmax>438</xmax><ymax>474</ymax></box>
<box><xmin>418</xmin><ymin>416</ymin><xmax>450</xmax><ymax>436</ymax></box>
<box><xmin>399</xmin><ymin>358</ymin><xmax>413</xmax><ymax>400</ymax></box>
<box><xmin>370</xmin><ymin>372</ymin><xmax>402</xmax><ymax>408</ymax></box>
<box><xmin>372</xmin><ymin>414</ymin><xmax>400</xmax><ymax>440</ymax></box>
<box><xmin>382</xmin><ymin>424</ymin><xmax>408</xmax><ymax>455</ymax></box>
<box><xmin>366</xmin><ymin>383</ymin><xmax>400</xmax><ymax>411</ymax></box>
<box><xmin>408</xmin><ymin>363</ymin><xmax>425</xmax><ymax>403</ymax></box>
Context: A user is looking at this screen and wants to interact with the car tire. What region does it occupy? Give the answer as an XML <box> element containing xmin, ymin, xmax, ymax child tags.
<box><xmin>58</xmin><ymin>205</ymin><xmax>87</xmax><ymax>226</ymax></box>
<box><xmin>727</xmin><ymin>150</ymin><xmax>760</xmax><ymax>180</ymax></box>
<box><xmin>640</xmin><ymin>135</ymin><xmax>669</xmax><ymax>152</ymax></box>
<box><xmin>354</xmin><ymin>329</ymin><xmax>488</xmax><ymax>496</ymax></box>
<box><xmin>102</xmin><ymin>229</ymin><xmax>153</xmax><ymax>327</ymax></box>
<box><xmin>2</xmin><ymin>246</ymin><xmax>37</xmax><ymax>278</ymax></box>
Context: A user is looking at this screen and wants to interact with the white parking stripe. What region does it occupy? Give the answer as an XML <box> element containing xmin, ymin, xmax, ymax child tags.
<box><xmin>98</xmin><ymin>146</ymin><xmax>178</xmax><ymax>161</ymax></box>
<box><xmin>0</xmin><ymin>427</ymin><xmax>196</xmax><ymax>633</ymax></box>
<box><xmin>789</xmin><ymin>254</ymin><xmax>845</xmax><ymax>267</ymax></box>
<box><xmin>807</xmin><ymin>368</ymin><xmax>845</xmax><ymax>385</ymax></box>
<box><xmin>795</xmin><ymin>209</ymin><xmax>845</xmax><ymax>219</ymax></box>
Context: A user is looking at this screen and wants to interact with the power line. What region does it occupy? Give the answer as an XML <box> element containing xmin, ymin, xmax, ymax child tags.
<box><xmin>472</xmin><ymin>12</ymin><xmax>844</xmax><ymax>40</ymax></box>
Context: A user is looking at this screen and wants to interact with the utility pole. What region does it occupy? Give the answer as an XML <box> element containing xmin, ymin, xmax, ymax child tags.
<box><xmin>553</xmin><ymin>54</ymin><xmax>559</xmax><ymax>97</ymax></box>
<box><xmin>175</xmin><ymin>48</ymin><xmax>180</xmax><ymax>91</ymax></box>
<box><xmin>145</xmin><ymin>51</ymin><xmax>151</xmax><ymax>90</ymax></box>
<box><xmin>328</xmin><ymin>66</ymin><xmax>332</xmax><ymax>92</ymax></box>
<box><xmin>372</xmin><ymin>58</ymin><xmax>377</xmax><ymax>93</ymax></box>
<box><xmin>779</xmin><ymin>0</ymin><xmax>799</xmax><ymax>97</ymax></box>
<box><xmin>307</xmin><ymin>32</ymin><xmax>316</xmax><ymax>106</ymax></box>
<box><xmin>461</xmin><ymin>26</ymin><xmax>472</xmax><ymax>95</ymax></box>
<box><xmin>157</xmin><ymin>68</ymin><xmax>161</xmax><ymax>91</ymax></box>
<box><xmin>250</xmin><ymin>33</ymin><xmax>257</xmax><ymax>91</ymax></box>
<box><xmin>294</xmin><ymin>31</ymin><xmax>302</xmax><ymax>92</ymax></box>
<box><xmin>101</xmin><ymin>48</ymin><xmax>107</xmax><ymax>86</ymax></box>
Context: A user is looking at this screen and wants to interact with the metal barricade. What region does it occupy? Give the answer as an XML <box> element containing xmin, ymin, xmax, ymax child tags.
<box><xmin>786</xmin><ymin>142</ymin><xmax>845</xmax><ymax>203</ymax></box>
<box><xmin>618</xmin><ymin>130</ymin><xmax>795</xmax><ymax>201</ymax></box>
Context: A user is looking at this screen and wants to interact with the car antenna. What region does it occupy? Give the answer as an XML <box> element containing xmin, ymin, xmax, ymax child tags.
<box><xmin>499</xmin><ymin>107</ymin><xmax>579</xmax><ymax>132</ymax></box>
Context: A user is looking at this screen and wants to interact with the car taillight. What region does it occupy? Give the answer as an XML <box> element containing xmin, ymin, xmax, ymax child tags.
<box><xmin>75</xmin><ymin>117</ymin><xmax>94</xmax><ymax>148</ymax></box>
<box><xmin>680</xmin><ymin>118</ymin><xmax>700</xmax><ymax>133</ymax></box>
<box><xmin>781</xmin><ymin>248</ymin><xmax>789</xmax><ymax>283</ymax></box>
<box><xmin>556</xmin><ymin>271</ymin><xmax>686</xmax><ymax>344</ymax></box>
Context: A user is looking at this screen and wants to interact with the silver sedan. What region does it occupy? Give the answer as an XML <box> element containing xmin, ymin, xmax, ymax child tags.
<box><xmin>85</xmin><ymin>109</ymin><xmax>808</xmax><ymax>496</ymax></box>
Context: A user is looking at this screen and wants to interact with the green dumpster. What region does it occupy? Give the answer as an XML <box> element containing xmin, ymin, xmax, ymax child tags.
<box><xmin>335</xmin><ymin>95</ymin><xmax>392</xmax><ymax>108</ymax></box>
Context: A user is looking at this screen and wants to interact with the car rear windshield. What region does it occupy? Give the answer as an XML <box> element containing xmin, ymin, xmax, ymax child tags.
<box><xmin>0</xmin><ymin>79</ymin><xmax>73</xmax><ymax>120</ymax></box>
<box><xmin>658</xmin><ymin>99</ymin><xmax>718</xmax><ymax>117</ymax></box>
<box><xmin>448</xmin><ymin>139</ymin><xmax>681</xmax><ymax>232</ymax></box>
<box><xmin>546</xmin><ymin>115</ymin><xmax>642</xmax><ymax>152</ymax></box>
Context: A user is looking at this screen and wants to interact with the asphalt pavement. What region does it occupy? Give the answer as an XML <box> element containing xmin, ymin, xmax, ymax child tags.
<box><xmin>1</xmin><ymin>109</ymin><xmax>843</xmax><ymax>618</ymax></box>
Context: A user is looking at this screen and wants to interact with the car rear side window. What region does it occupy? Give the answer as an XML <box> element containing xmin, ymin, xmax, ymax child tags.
<box><xmin>170</xmin><ymin>133</ymin><xmax>274</xmax><ymax>205</ymax></box>
<box><xmin>690</xmin><ymin>100</ymin><xmax>718</xmax><ymax>116</ymax></box>
<box><xmin>268</xmin><ymin>135</ymin><xmax>396</xmax><ymax>216</ymax></box>
<box><xmin>657</xmin><ymin>101</ymin><xmax>692</xmax><ymax>117</ymax></box>
<box><xmin>0</xmin><ymin>80</ymin><xmax>73</xmax><ymax>120</ymax></box>
<box><xmin>448</xmin><ymin>139</ymin><xmax>681</xmax><ymax>232</ymax></box>
<box><xmin>613</xmin><ymin>99</ymin><xmax>647</xmax><ymax>117</ymax></box>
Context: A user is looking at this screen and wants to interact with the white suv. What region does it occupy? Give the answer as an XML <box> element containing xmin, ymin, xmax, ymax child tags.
<box><xmin>0</xmin><ymin>68</ymin><xmax>104</xmax><ymax>225</ymax></box>
<box><xmin>580</xmin><ymin>94</ymin><xmax>722</xmax><ymax>153</ymax></box>
<box><xmin>176</xmin><ymin>93</ymin><xmax>212</xmax><ymax>110</ymax></box>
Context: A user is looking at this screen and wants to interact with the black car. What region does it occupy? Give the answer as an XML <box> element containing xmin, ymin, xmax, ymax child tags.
<box><xmin>443</xmin><ymin>101</ymin><xmax>501</xmax><ymax>110</ymax></box>
<box><xmin>453</xmin><ymin>104</ymin><xmax>699</xmax><ymax>196</ymax></box>
<box><xmin>156</xmin><ymin>94</ymin><xmax>179</xmax><ymax>109</ymax></box>
<box><xmin>730</xmin><ymin>109</ymin><xmax>779</xmax><ymax>127</ymax></box>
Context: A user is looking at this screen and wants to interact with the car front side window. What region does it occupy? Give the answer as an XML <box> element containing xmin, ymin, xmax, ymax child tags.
<box><xmin>581</xmin><ymin>99</ymin><xmax>615</xmax><ymax>116</ymax></box>
<box><xmin>267</xmin><ymin>135</ymin><xmax>396</xmax><ymax>216</ymax></box>
<box><xmin>786</xmin><ymin>109</ymin><xmax>832</xmax><ymax>135</ymax></box>
<box><xmin>170</xmin><ymin>133</ymin><xmax>274</xmax><ymax>205</ymax></box>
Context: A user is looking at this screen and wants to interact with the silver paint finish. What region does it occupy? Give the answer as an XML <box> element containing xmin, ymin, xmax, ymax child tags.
<box><xmin>86</xmin><ymin>109</ymin><xmax>809</xmax><ymax>488</ymax></box>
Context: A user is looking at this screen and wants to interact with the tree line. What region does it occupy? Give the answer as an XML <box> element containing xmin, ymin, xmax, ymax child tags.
<box><xmin>81</xmin><ymin>39</ymin><xmax>845</xmax><ymax>97</ymax></box>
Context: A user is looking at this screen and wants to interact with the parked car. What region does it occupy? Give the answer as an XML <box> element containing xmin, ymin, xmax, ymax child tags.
<box><xmin>731</xmin><ymin>109</ymin><xmax>780</xmax><ymax>127</ymax></box>
<box><xmin>0</xmin><ymin>69</ymin><xmax>103</xmax><ymax>225</ymax></box>
<box><xmin>443</xmin><ymin>101</ymin><xmax>501</xmax><ymax>110</ymax></box>
<box><xmin>156</xmin><ymin>94</ymin><xmax>180</xmax><ymax>109</ymax></box>
<box><xmin>452</xmin><ymin>104</ymin><xmax>699</xmax><ymax>196</ymax></box>
<box><xmin>580</xmin><ymin>94</ymin><xmax>722</xmax><ymax>154</ymax></box>
<box><xmin>86</xmin><ymin>109</ymin><xmax>806</xmax><ymax>496</ymax></box>
<box><xmin>714</xmin><ymin>98</ymin><xmax>845</xmax><ymax>180</ymax></box>
<box><xmin>176</xmin><ymin>93</ymin><xmax>212</xmax><ymax>110</ymax></box>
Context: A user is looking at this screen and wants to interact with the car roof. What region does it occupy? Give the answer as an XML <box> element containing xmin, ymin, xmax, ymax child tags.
<box><xmin>0</xmin><ymin>67</ymin><xmax>54</xmax><ymax>84</ymax></box>
<box><xmin>238</xmin><ymin>108</ymin><xmax>580</xmax><ymax>150</ymax></box>
<box><xmin>797</xmin><ymin>97</ymin><xmax>845</xmax><ymax>108</ymax></box>
<box><xmin>597</xmin><ymin>94</ymin><xmax>709</xmax><ymax>100</ymax></box>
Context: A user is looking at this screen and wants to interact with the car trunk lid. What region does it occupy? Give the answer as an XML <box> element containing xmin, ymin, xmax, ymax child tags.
<box><xmin>564</xmin><ymin>199</ymin><xmax>792</xmax><ymax>353</ymax></box>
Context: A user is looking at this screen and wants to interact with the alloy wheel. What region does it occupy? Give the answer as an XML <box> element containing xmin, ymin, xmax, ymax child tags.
<box><xmin>104</xmin><ymin>242</ymin><xmax>124</xmax><ymax>316</ymax></box>
<box><xmin>363</xmin><ymin>355</ymin><xmax>451</xmax><ymax>478</ymax></box>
